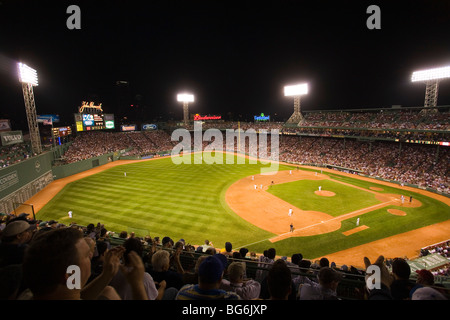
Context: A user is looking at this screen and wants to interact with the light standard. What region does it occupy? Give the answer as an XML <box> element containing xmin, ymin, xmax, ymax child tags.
<box><xmin>411</xmin><ymin>65</ymin><xmax>450</xmax><ymax>112</ymax></box>
<box><xmin>177</xmin><ymin>93</ymin><xmax>194</xmax><ymax>125</ymax></box>
<box><xmin>18</xmin><ymin>63</ymin><xmax>42</xmax><ymax>154</ymax></box>
<box><xmin>284</xmin><ymin>83</ymin><xmax>308</xmax><ymax>124</ymax></box>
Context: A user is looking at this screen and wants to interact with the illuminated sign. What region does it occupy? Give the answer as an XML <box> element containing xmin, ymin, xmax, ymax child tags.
<box><xmin>142</xmin><ymin>124</ymin><xmax>158</xmax><ymax>131</ymax></box>
<box><xmin>74</xmin><ymin>113</ymin><xmax>115</xmax><ymax>132</ymax></box>
<box><xmin>105</xmin><ymin>121</ymin><xmax>115</xmax><ymax>129</ymax></box>
<box><xmin>79</xmin><ymin>101</ymin><xmax>103</xmax><ymax>113</ymax></box>
<box><xmin>121</xmin><ymin>125</ymin><xmax>137</xmax><ymax>132</ymax></box>
<box><xmin>52</xmin><ymin>126</ymin><xmax>72</xmax><ymax>138</ymax></box>
<box><xmin>82</xmin><ymin>114</ymin><xmax>95</xmax><ymax>126</ymax></box>
<box><xmin>254</xmin><ymin>113</ymin><xmax>270</xmax><ymax>121</ymax></box>
<box><xmin>193</xmin><ymin>114</ymin><xmax>222</xmax><ymax>121</ymax></box>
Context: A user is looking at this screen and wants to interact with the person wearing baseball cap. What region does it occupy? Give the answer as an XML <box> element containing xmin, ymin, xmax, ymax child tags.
<box><xmin>176</xmin><ymin>254</ymin><xmax>241</xmax><ymax>300</ymax></box>
<box><xmin>410</xmin><ymin>269</ymin><xmax>436</xmax><ymax>298</ymax></box>
<box><xmin>0</xmin><ymin>220</ymin><xmax>36</xmax><ymax>267</ymax></box>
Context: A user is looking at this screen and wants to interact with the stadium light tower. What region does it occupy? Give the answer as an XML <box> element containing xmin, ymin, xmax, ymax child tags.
<box><xmin>18</xmin><ymin>62</ymin><xmax>42</xmax><ymax>154</ymax></box>
<box><xmin>177</xmin><ymin>93</ymin><xmax>194</xmax><ymax>125</ymax></box>
<box><xmin>411</xmin><ymin>65</ymin><xmax>450</xmax><ymax>112</ymax></box>
<box><xmin>284</xmin><ymin>83</ymin><xmax>308</xmax><ymax>124</ymax></box>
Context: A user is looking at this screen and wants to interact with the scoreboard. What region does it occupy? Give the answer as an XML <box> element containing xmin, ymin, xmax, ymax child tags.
<box><xmin>74</xmin><ymin>113</ymin><xmax>115</xmax><ymax>132</ymax></box>
<box><xmin>52</xmin><ymin>126</ymin><xmax>72</xmax><ymax>138</ymax></box>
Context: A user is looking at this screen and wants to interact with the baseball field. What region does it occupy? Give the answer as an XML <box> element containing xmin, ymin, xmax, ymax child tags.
<box><xmin>33</xmin><ymin>152</ymin><xmax>450</xmax><ymax>267</ymax></box>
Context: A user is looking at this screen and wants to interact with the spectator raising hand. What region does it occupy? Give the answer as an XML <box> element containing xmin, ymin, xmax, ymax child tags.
<box><xmin>363</xmin><ymin>255</ymin><xmax>393</xmax><ymax>300</ymax></box>
<box><xmin>119</xmin><ymin>251</ymin><xmax>148</xmax><ymax>300</ymax></box>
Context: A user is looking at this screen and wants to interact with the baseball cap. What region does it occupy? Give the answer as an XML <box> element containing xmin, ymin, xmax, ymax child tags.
<box><xmin>416</xmin><ymin>269</ymin><xmax>434</xmax><ymax>284</ymax></box>
<box><xmin>198</xmin><ymin>254</ymin><xmax>228</xmax><ymax>283</ymax></box>
<box><xmin>2</xmin><ymin>220</ymin><xmax>36</xmax><ymax>237</ymax></box>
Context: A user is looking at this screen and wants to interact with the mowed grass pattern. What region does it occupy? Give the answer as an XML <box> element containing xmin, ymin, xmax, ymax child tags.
<box><xmin>37</xmin><ymin>154</ymin><xmax>450</xmax><ymax>259</ymax></box>
<box><xmin>37</xmin><ymin>154</ymin><xmax>287</xmax><ymax>247</ymax></box>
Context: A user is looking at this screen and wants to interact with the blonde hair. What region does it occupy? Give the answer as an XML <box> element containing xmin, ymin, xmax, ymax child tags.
<box><xmin>227</xmin><ymin>262</ymin><xmax>246</xmax><ymax>282</ymax></box>
<box><xmin>151</xmin><ymin>249</ymin><xmax>170</xmax><ymax>272</ymax></box>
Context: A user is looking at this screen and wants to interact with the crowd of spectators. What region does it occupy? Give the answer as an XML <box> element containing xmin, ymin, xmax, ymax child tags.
<box><xmin>299</xmin><ymin>109</ymin><xmax>450</xmax><ymax>131</ymax></box>
<box><xmin>60</xmin><ymin>130</ymin><xmax>174</xmax><ymax>163</ymax></box>
<box><xmin>56</xmin><ymin>125</ymin><xmax>448</xmax><ymax>194</ymax></box>
<box><xmin>0</xmin><ymin>214</ymin><xmax>448</xmax><ymax>300</ymax></box>
<box><xmin>420</xmin><ymin>241</ymin><xmax>450</xmax><ymax>277</ymax></box>
<box><xmin>0</xmin><ymin>142</ymin><xmax>33</xmax><ymax>168</ymax></box>
<box><xmin>278</xmin><ymin>136</ymin><xmax>449</xmax><ymax>194</ymax></box>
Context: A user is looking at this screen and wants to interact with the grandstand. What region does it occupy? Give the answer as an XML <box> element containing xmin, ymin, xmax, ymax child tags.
<box><xmin>0</xmin><ymin>105</ymin><xmax>449</xmax><ymax>301</ymax></box>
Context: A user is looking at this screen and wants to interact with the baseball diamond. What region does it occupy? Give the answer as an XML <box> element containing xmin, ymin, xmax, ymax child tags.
<box><xmin>30</xmin><ymin>151</ymin><xmax>449</xmax><ymax>268</ymax></box>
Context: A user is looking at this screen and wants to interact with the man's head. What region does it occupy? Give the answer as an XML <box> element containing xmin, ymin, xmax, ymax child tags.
<box><xmin>123</xmin><ymin>237</ymin><xmax>143</xmax><ymax>265</ymax></box>
<box><xmin>23</xmin><ymin>227</ymin><xmax>91</xmax><ymax>299</ymax></box>
<box><xmin>1</xmin><ymin>220</ymin><xmax>36</xmax><ymax>244</ymax></box>
<box><xmin>151</xmin><ymin>249</ymin><xmax>170</xmax><ymax>272</ymax></box>
<box><xmin>198</xmin><ymin>254</ymin><xmax>227</xmax><ymax>286</ymax></box>
<box><xmin>392</xmin><ymin>258</ymin><xmax>411</xmax><ymax>280</ymax></box>
<box><xmin>267</xmin><ymin>248</ymin><xmax>276</xmax><ymax>260</ymax></box>
<box><xmin>318</xmin><ymin>267</ymin><xmax>342</xmax><ymax>290</ymax></box>
<box><xmin>267</xmin><ymin>259</ymin><xmax>292</xmax><ymax>300</ymax></box>
<box><xmin>227</xmin><ymin>262</ymin><xmax>246</xmax><ymax>284</ymax></box>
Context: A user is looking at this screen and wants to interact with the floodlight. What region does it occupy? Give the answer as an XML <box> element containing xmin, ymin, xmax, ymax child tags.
<box><xmin>18</xmin><ymin>62</ymin><xmax>42</xmax><ymax>154</ymax></box>
<box><xmin>177</xmin><ymin>93</ymin><xmax>194</xmax><ymax>102</ymax></box>
<box><xmin>18</xmin><ymin>63</ymin><xmax>38</xmax><ymax>86</ymax></box>
<box><xmin>411</xmin><ymin>66</ymin><xmax>450</xmax><ymax>82</ymax></box>
<box><xmin>284</xmin><ymin>83</ymin><xmax>308</xmax><ymax>96</ymax></box>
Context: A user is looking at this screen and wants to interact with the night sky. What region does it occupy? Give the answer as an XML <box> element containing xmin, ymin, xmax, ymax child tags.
<box><xmin>1</xmin><ymin>0</ymin><xmax>450</xmax><ymax>131</ymax></box>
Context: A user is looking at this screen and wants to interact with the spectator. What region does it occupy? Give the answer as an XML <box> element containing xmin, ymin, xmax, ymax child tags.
<box><xmin>319</xmin><ymin>257</ymin><xmax>330</xmax><ymax>268</ymax></box>
<box><xmin>22</xmin><ymin>227</ymin><xmax>128</xmax><ymax>300</ymax></box>
<box><xmin>363</xmin><ymin>256</ymin><xmax>393</xmax><ymax>300</ymax></box>
<box><xmin>298</xmin><ymin>267</ymin><xmax>342</xmax><ymax>300</ymax></box>
<box><xmin>109</xmin><ymin>237</ymin><xmax>161</xmax><ymax>300</ymax></box>
<box><xmin>239</xmin><ymin>247</ymin><xmax>249</xmax><ymax>260</ymax></box>
<box><xmin>412</xmin><ymin>287</ymin><xmax>448</xmax><ymax>300</ymax></box>
<box><xmin>176</xmin><ymin>254</ymin><xmax>241</xmax><ymax>300</ymax></box>
<box><xmin>150</xmin><ymin>249</ymin><xmax>184</xmax><ymax>290</ymax></box>
<box><xmin>409</xmin><ymin>269</ymin><xmax>435</xmax><ymax>298</ymax></box>
<box><xmin>0</xmin><ymin>220</ymin><xmax>36</xmax><ymax>267</ymax></box>
<box><xmin>88</xmin><ymin>240</ymin><xmax>109</xmax><ymax>283</ymax></box>
<box><xmin>182</xmin><ymin>255</ymin><xmax>207</xmax><ymax>285</ymax></box>
<box><xmin>256</xmin><ymin>248</ymin><xmax>276</xmax><ymax>282</ymax></box>
<box><xmin>390</xmin><ymin>258</ymin><xmax>413</xmax><ymax>300</ymax></box>
<box><xmin>266</xmin><ymin>259</ymin><xmax>293</xmax><ymax>300</ymax></box>
<box><xmin>202</xmin><ymin>239</ymin><xmax>213</xmax><ymax>253</ymax></box>
<box><xmin>220</xmin><ymin>242</ymin><xmax>233</xmax><ymax>257</ymax></box>
<box><xmin>220</xmin><ymin>262</ymin><xmax>261</xmax><ymax>299</ymax></box>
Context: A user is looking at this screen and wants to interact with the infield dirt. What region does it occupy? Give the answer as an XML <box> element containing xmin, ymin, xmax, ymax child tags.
<box><xmin>23</xmin><ymin>157</ymin><xmax>450</xmax><ymax>268</ymax></box>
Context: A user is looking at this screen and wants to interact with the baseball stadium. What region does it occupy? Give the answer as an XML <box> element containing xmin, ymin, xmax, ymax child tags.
<box><xmin>1</xmin><ymin>102</ymin><xmax>449</xmax><ymax>300</ymax></box>
<box><xmin>1</xmin><ymin>1</ymin><xmax>449</xmax><ymax>304</ymax></box>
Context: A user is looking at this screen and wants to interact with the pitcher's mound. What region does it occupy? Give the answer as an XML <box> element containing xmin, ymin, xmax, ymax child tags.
<box><xmin>388</xmin><ymin>209</ymin><xmax>407</xmax><ymax>216</ymax></box>
<box><xmin>315</xmin><ymin>190</ymin><xmax>336</xmax><ymax>197</ymax></box>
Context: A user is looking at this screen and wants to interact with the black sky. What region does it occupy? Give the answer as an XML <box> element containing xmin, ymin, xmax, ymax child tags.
<box><xmin>1</xmin><ymin>0</ymin><xmax>450</xmax><ymax>130</ymax></box>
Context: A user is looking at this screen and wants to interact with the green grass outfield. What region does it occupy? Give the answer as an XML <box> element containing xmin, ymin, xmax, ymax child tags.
<box><xmin>37</xmin><ymin>153</ymin><xmax>450</xmax><ymax>259</ymax></box>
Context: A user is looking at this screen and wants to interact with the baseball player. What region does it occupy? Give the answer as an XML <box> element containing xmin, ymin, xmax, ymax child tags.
<box><xmin>356</xmin><ymin>217</ymin><xmax>360</xmax><ymax>226</ymax></box>
<box><xmin>288</xmin><ymin>208</ymin><xmax>293</xmax><ymax>217</ymax></box>
<box><xmin>68</xmin><ymin>211</ymin><xmax>73</xmax><ymax>218</ymax></box>
<box><xmin>318</xmin><ymin>186</ymin><xmax>322</xmax><ymax>192</ymax></box>
<box><xmin>290</xmin><ymin>223</ymin><xmax>294</xmax><ymax>233</ymax></box>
